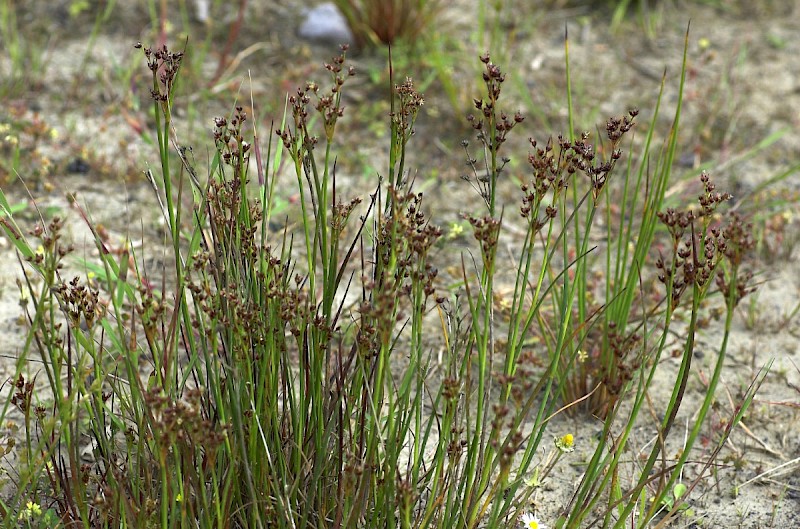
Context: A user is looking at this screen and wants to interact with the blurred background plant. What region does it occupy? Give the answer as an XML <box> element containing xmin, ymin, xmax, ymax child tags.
<box><xmin>0</xmin><ymin>0</ymin><xmax>50</xmax><ymax>96</ymax></box>
<box><xmin>0</xmin><ymin>114</ymin><xmax>56</xmax><ymax>184</ymax></box>
<box><xmin>333</xmin><ymin>0</ymin><xmax>443</xmax><ymax>48</ymax></box>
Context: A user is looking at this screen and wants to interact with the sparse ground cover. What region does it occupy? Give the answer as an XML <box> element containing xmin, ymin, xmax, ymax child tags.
<box><xmin>0</xmin><ymin>1</ymin><xmax>798</xmax><ymax>527</ymax></box>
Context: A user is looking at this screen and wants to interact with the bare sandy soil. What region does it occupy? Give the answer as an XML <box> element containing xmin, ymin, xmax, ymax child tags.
<box><xmin>0</xmin><ymin>1</ymin><xmax>798</xmax><ymax>527</ymax></box>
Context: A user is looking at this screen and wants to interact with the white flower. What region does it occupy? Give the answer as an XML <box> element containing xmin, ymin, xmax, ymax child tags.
<box><xmin>521</xmin><ymin>512</ymin><xmax>546</xmax><ymax>529</ymax></box>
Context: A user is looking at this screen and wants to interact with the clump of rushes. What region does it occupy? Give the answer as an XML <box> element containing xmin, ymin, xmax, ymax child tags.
<box><xmin>549</xmin><ymin>24</ymin><xmax>666</xmax><ymax>424</ymax></box>
<box><xmin>455</xmin><ymin>52</ymin><xmax>637</xmax><ymax>527</ymax></box>
<box><xmin>334</xmin><ymin>0</ymin><xmax>442</xmax><ymax>47</ymax></box>
<box><xmin>551</xmin><ymin>30</ymin><xmax>769</xmax><ymax>528</ymax></box>
<box><xmin>561</xmin><ymin>171</ymin><xmax>767</xmax><ymax>528</ymax></box>
<box><xmin>0</xmin><ymin>34</ymin><xmax>769</xmax><ymax>529</ymax></box>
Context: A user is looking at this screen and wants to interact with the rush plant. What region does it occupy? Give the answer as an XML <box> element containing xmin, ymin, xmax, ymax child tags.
<box><xmin>0</xmin><ymin>30</ymin><xmax>769</xmax><ymax>529</ymax></box>
<box><xmin>333</xmin><ymin>0</ymin><xmax>443</xmax><ymax>47</ymax></box>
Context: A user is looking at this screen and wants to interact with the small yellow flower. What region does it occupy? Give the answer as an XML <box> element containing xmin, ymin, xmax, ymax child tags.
<box><xmin>447</xmin><ymin>222</ymin><xmax>464</xmax><ymax>239</ymax></box>
<box><xmin>175</xmin><ymin>492</ymin><xmax>183</xmax><ymax>503</ymax></box>
<box><xmin>521</xmin><ymin>512</ymin><xmax>546</xmax><ymax>529</ymax></box>
<box><xmin>555</xmin><ymin>433</ymin><xmax>575</xmax><ymax>453</ymax></box>
<box><xmin>18</xmin><ymin>501</ymin><xmax>42</xmax><ymax>520</ymax></box>
<box><xmin>698</xmin><ymin>37</ymin><xmax>711</xmax><ymax>50</ymax></box>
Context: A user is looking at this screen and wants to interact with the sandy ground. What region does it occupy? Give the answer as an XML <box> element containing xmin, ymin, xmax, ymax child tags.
<box><xmin>0</xmin><ymin>1</ymin><xmax>798</xmax><ymax>527</ymax></box>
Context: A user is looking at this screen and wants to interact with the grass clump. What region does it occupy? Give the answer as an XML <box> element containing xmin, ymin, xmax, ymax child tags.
<box><xmin>333</xmin><ymin>0</ymin><xmax>443</xmax><ymax>48</ymax></box>
<box><xmin>0</xmin><ymin>32</ymin><xmax>769</xmax><ymax>529</ymax></box>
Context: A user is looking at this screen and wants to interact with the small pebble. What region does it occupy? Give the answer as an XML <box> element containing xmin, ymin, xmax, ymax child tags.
<box><xmin>297</xmin><ymin>2</ymin><xmax>354</xmax><ymax>47</ymax></box>
<box><xmin>194</xmin><ymin>0</ymin><xmax>210</xmax><ymax>23</ymax></box>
